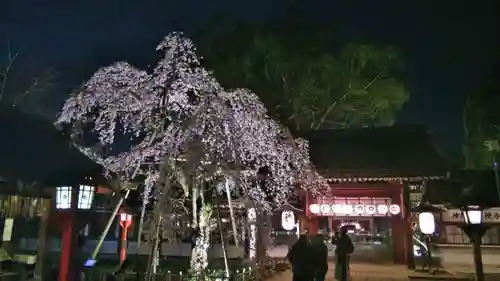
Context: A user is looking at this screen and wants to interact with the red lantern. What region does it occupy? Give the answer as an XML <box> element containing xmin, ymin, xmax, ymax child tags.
<box><xmin>118</xmin><ymin>212</ymin><xmax>133</xmax><ymax>263</ymax></box>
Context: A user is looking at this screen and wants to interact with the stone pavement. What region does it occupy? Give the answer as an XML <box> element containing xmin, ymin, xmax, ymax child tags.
<box><xmin>267</xmin><ymin>263</ymin><xmax>500</xmax><ymax>281</ymax></box>
<box><xmin>443</xmin><ymin>264</ymin><xmax>500</xmax><ymax>281</ymax></box>
<box><xmin>268</xmin><ymin>263</ymin><xmax>411</xmax><ymax>281</ymax></box>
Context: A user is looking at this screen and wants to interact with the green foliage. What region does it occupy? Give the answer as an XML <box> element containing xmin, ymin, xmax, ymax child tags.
<box><xmin>199</xmin><ymin>28</ymin><xmax>409</xmax><ymax>130</ymax></box>
<box><xmin>462</xmin><ymin>65</ymin><xmax>500</xmax><ymax>169</ymax></box>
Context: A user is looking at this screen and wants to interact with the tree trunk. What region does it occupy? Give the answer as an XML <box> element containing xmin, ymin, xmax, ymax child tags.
<box><xmin>225</xmin><ymin>178</ymin><xmax>239</xmax><ymax>247</ymax></box>
<box><xmin>256</xmin><ymin>213</ymin><xmax>269</xmax><ymax>264</ymax></box>
<box><xmin>32</xmin><ymin>199</ymin><xmax>51</xmax><ymax>281</ymax></box>
<box><xmin>215</xmin><ymin>194</ymin><xmax>230</xmax><ymax>279</ymax></box>
<box><xmin>192</xmin><ymin>186</ymin><xmax>199</xmax><ymax>227</ymax></box>
<box><xmin>190</xmin><ymin>204</ymin><xmax>213</xmax><ymax>274</ymax></box>
<box><xmin>136</xmin><ymin>202</ymin><xmax>147</xmax><ymax>253</ymax></box>
<box><xmin>145</xmin><ymin>212</ymin><xmax>162</xmax><ymax>281</ymax></box>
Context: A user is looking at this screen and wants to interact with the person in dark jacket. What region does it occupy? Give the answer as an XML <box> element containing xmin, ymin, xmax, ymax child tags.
<box><xmin>287</xmin><ymin>234</ymin><xmax>313</xmax><ymax>281</ymax></box>
<box><xmin>332</xmin><ymin>227</ymin><xmax>354</xmax><ymax>281</ymax></box>
<box><xmin>310</xmin><ymin>234</ymin><xmax>328</xmax><ymax>281</ymax></box>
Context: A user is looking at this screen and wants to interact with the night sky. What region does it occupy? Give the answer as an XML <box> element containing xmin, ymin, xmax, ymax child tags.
<box><xmin>2</xmin><ymin>0</ymin><xmax>500</xmax><ymax>156</ymax></box>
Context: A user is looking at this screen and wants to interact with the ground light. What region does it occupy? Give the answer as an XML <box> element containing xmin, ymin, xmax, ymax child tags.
<box><xmin>55</xmin><ymin>184</ymin><xmax>96</xmax><ymax>281</ymax></box>
<box><xmin>460</xmin><ymin>205</ymin><xmax>488</xmax><ymax>281</ymax></box>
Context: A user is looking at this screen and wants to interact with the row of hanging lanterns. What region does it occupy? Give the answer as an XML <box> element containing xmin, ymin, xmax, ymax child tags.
<box><xmin>309</xmin><ymin>203</ymin><xmax>401</xmax><ymax>216</ymax></box>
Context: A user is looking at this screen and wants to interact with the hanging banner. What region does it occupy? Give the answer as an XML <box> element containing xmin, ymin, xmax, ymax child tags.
<box><xmin>442</xmin><ymin>207</ymin><xmax>500</xmax><ymax>223</ymax></box>
<box><xmin>409</xmin><ymin>192</ymin><xmax>423</xmax><ymax>208</ymax></box>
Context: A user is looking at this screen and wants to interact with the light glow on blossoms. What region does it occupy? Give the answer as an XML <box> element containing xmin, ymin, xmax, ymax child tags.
<box><xmin>56</xmin><ymin>32</ymin><xmax>323</xmax><ymax>211</ymax></box>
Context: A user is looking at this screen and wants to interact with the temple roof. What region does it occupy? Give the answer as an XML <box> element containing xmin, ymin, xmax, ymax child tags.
<box><xmin>0</xmin><ymin>105</ymin><xmax>104</xmax><ymax>186</ymax></box>
<box><xmin>301</xmin><ymin>125</ymin><xmax>448</xmax><ymax>181</ymax></box>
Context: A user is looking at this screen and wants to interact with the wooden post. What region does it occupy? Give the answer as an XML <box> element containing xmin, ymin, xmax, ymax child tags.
<box><xmin>58</xmin><ymin>185</ymin><xmax>78</xmax><ymax>281</ymax></box>
<box><xmin>402</xmin><ymin>182</ymin><xmax>415</xmax><ymax>269</ymax></box>
<box><xmin>33</xmin><ymin>199</ymin><xmax>51</xmax><ymax>281</ymax></box>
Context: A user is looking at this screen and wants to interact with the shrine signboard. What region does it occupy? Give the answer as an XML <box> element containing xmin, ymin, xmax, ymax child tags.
<box><xmin>442</xmin><ymin>207</ymin><xmax>500</xmax><ymax>223</ymax></box>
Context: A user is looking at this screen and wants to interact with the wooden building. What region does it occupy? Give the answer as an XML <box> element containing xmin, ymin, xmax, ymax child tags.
<box><xmin>425</xmin><ymin>170</ymin><xmax>500</xmax><ymax>245</ymax></box>
<box><xmin>300</xmin><ymin>125</ymin><xmax>447</xmax><ymax>264</ymax></box>
<box><xmin>0</xmin><ymin>105</ymin><xmax>106</xmax><ymax>281</ymax></box>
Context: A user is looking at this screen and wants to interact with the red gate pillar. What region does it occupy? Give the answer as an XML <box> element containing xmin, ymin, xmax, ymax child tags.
<box><xmin>58</xmin><ymin>188</ymin><xmax>77</xmax><ymax>281</ymax></box>
<box><xmin>391</xmin><ymin>184</ymin><xmax>409</xmax><ymax>264</ymax></box>
<box><xmin>308</xmin><ymin>218</ymin><xmax>318</xmax><ymax>234</ymax></box>
<box><xmin>391</xmin><ymin>217</ymin><xmax>407</xmax><ymax>263</ymax></box>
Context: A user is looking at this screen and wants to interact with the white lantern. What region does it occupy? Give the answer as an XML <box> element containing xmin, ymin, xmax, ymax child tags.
<box><xmin>418</xmin><ymin>212</ymin><xmax>436</xmax><ymax>235</ymax></box>
<box><xmin>281</xmin><ymin>210</ymin><xmax>295</xmax><ymax>231</ymax></box>
<box><xmin>366</xmin><ymin>205</ymin><xmax>376</xmax><ymax>215</ymax></box>
<box><xmin>462</xmin><ymin>206</ymin><xmax>483</xmax><ymax>225</ymax></box>
<box><xmin>320</xmin><ymin>204</ymin><xmax>330</xmax><ymax>214</ymax></box>
<box><xmin>354</xmin><ymin>205</ymin><xmax>364</xmax><ymax>214</ymax></box>
<box><xmin>56</xmin><ymin>185</ymin><xmax>95</xmax><ymax>210</ymax></box>
<box><xmin>56</xmin><ymin>186</ymin><xmax>72</xmax><ymax>209</ymax></box>
<box><xmin>332</xmin><ymin>204</ymin><xmax>343</xmax><ymax>214</ymax></box>
<box><xmin>120</xmin><ymin>213</ymin><xmax>133</xmax><ymax>224</ymax></box>
<box><xmin>77</xmin><ymin>185</ymin><xmax>95</xmax><ymax>209</ymax></box>
<box><xmin>343</xmin><ymin>205</ymin><xmax>353</xmax><ymax>215</ymax></box>
<box><xmin>309</xmin><ymin>204</ymin><xmax>320</xmax><ymax>214</ymax></box>
<box><xmin>377</xmin><ymin>205</ymin><xmax>388</xmax><ymax>215</ymax></box>
<box><xmin>389</xmin><ymin>204</ymin><xmax>401</xmax><ymax>215</ymax></box>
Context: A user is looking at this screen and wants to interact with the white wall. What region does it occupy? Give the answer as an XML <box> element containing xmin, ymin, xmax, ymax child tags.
<box><xmin>437</xmin><ymin>244</ymin><xmax>500</xmax><ymax>267</ymax></box>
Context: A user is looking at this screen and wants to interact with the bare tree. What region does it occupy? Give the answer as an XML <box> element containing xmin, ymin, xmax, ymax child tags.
<box><xmin>0</xmin><ymin>42</ymin><xmax>58</xmax><ymax>120</ymax></box>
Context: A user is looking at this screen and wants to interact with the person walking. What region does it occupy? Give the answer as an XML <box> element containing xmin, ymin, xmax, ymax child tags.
<box><xmin>332</xmin><ymin>227</ymin><xmax>354</xmax><ymax>281</ymax></box>
<box><xmin>287</xmin><ymin>234</ymin><xmax>313</xmax><ymax>281</ymax></box>
<box><xmin>310</xmin><ymin>234</ymin><xmax>328</xmax><ymax>281</ymax></box>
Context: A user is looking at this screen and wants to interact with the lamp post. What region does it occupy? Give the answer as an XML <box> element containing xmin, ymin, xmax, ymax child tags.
<box><xmin>119</xmin><ymin>212</ymin><xmax>133</xmax><ymax>264</ymax></box>
<box><xmin>412</xmin><ymin>201</ymin><xmax>442</xmax><ymax>273</ymax></box>
<box><xmin>55</xmin><ymin>185</ymin><xmax>95</xmax><ymax>281</ymax></box>
<box><xmin>418</xmin><ymin>210</ymin><xmax>435</xmax><ymax>272</ymax></box>
<box><xmin>460</xmin><ymin>205</ymin><xmax>487</xmax><ymax>281</ymax></box>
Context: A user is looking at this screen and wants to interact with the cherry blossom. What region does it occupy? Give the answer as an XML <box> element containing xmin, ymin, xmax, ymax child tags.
<box><xmin>56</xmin><ymin>31</ymin><xmax>321</xmax><ymax>214</ymax></box>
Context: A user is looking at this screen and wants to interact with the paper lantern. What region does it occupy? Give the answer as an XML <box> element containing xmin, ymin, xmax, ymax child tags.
<box><xmin>418</xmin><ymin>212</ymin><xmax>435</xmax><ymax>235</ymax></box>
<box><xmin>377</xmin><ymin>205</ymin><xmax>388</xmax><ymax>215</ymax></box>
<box><xmin>309</xmin><ymin>204</ymin><xmax>320</xmax><ymax>214</ymax></box>
<box><xmin>366</xmin><ymin>205</ymin><xmax>376</xmax><ymax>215</ymax></box>
<box><xmin>332</xmin><ymin>204</ymin><xmax>343</xmax><ymax>214</ymax></box>
<box><xmin>320</xmin><ymin>204</ymin><xmax>331</xmax><ymax>214</ymax></box>
<box><xmin>343</xmin><ymin>205</ymin><xmax>353</xmax><ymax>215</ymax></box>
<box><xmin>281</xmin><ymin>210</ymin><xmax>295</xmax><ymax>231</ymax></box>
<box><xmin>354</xmin><ymin>205</ymin><xmax>365</xmax><ymax>214</ymax></box>
<box><xmin>389</xmin><ymin>204</ymin><xmax>401</xmax><ymax>215</ymax></box>
<box><xmin>56</xmin><ymin>185</ymin><xmax>95</xmax><ymax>210</ymax></box>
<box><xmin>462</xmin><ymin>206</ymin><xmax>483</xmax><ymax>225</ymax></box>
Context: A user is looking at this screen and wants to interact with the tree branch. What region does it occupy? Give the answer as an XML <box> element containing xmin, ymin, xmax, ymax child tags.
<box><xmin>0</xmin><ymin>45</ymin><xmax>19</xmax><ymax>100</ymax></box>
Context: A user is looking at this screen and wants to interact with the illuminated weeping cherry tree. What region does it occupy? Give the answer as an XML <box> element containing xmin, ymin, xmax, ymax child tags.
<box><xmin>56</xmin><ymin>32</ymin><xmax>321</xmax><ymax>277</ymax></box>
<box><xmin>156</xmin><ymin>77</ymin><xmax>321</xmax><ymax>274</ymax></box>
<box><xmin>55</xmin><ymin>33</ymin><xmax>221</xmax><ymax>251</ymax></box>
<box><xmin>55</xmin><ymin>59</ymin><xmax>166</xmax><ymax>252</ymax></box>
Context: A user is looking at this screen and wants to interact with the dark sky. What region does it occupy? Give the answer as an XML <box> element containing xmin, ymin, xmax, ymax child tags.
<box><xmin>2</xmin><ymin>0</ymin><xmax>500</xmax><ymax>156</ymax></box>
